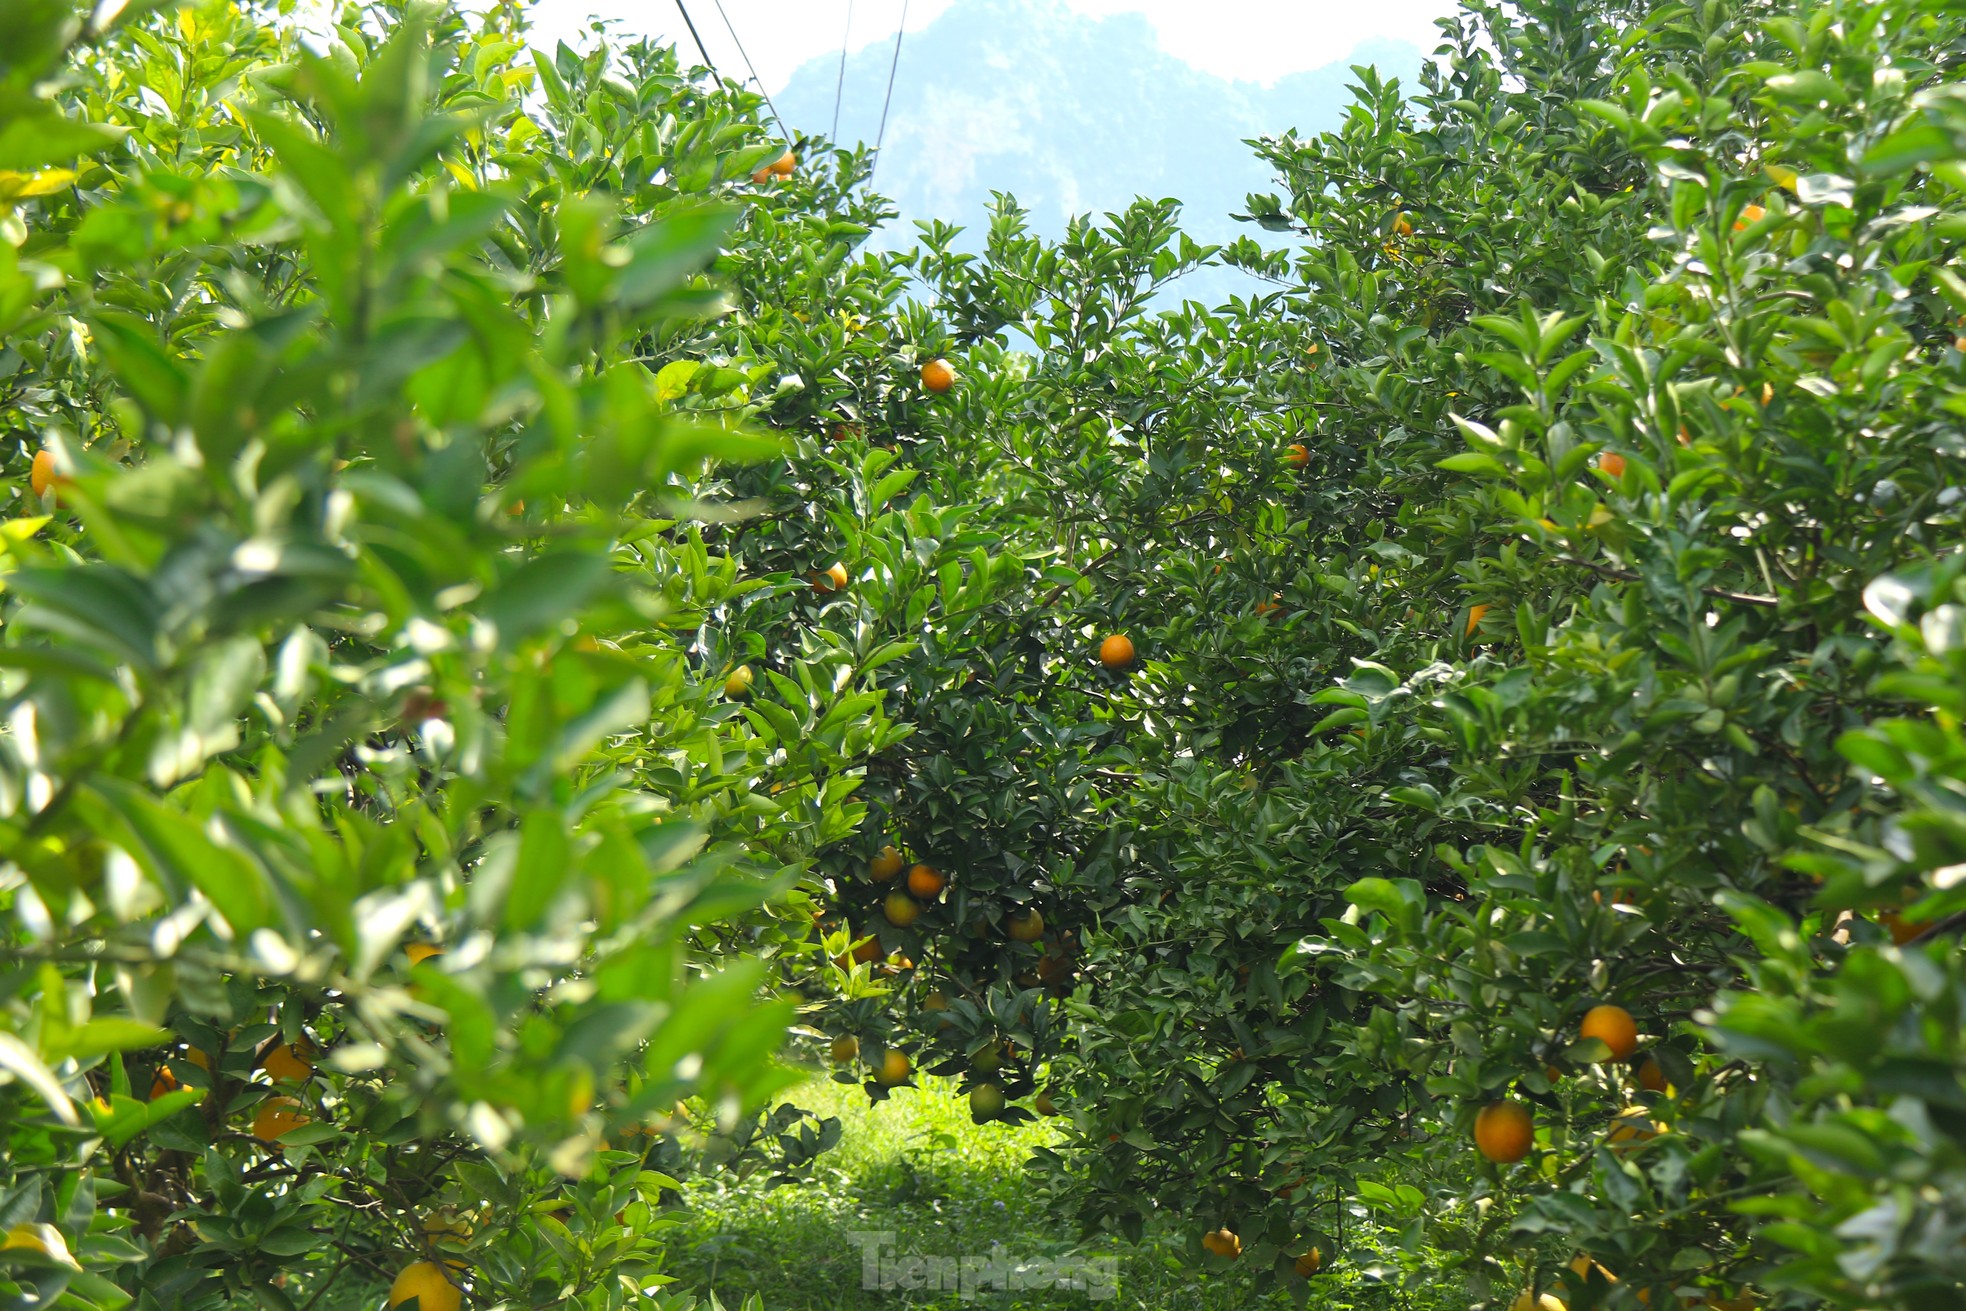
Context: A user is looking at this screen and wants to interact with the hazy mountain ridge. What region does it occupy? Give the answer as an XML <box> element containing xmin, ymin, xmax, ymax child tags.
<box><xmin>773</xmin><ymin>0</ymin><xmax>1426</xmax><ymax>302</ymax></box>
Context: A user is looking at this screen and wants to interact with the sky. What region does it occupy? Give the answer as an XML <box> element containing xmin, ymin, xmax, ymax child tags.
<box><xmin>523</xmin><ymin>0</ymin><xmax>1459</xmax><ymax>92</ymax></box>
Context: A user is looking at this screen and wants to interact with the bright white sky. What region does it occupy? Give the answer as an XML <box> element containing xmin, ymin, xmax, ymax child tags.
<box><xmin>525</xmin><ymin>0</ymin><xmax>1458</xmax><ymax>91</ymax></box>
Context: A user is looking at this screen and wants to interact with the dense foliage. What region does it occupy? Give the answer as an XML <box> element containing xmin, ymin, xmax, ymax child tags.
<box><xmin>5</xmin><ymin>0</ymin><xmax>1966</xmax><ymax>1308</ymax></box>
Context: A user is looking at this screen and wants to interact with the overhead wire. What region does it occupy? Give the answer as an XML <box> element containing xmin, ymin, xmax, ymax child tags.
<box><xmin>710</xmin><ymin>0</ymin><xmax>790</xmax><ymax>142</ymax></box>
<box><xmin>871</xmin><ymin>0</ymin><xmax>909</xmax><ymax>183</ymax></box>
<box><xmin>832</xmin><ymin>0</ymin><xmax>854</xmax><ymax>142</ymax></box>
<box><xmin>672</xmin><ymin>0</ymin><xmax>718</xmax><ymax>78</ymax></box>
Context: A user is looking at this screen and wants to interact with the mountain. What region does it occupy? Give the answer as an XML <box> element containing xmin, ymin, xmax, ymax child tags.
<box><xmin>772</xmin><ymin>0</ymin><xmax>1427</xmax><ymax>305</ymax></box>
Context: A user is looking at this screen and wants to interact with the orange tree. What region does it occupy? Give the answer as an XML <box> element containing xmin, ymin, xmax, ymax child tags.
<box><xmin>0</xmin><ymin>2</ymin><xmax>905</xmax><ymax>1307</ymax></box>
<box><xmin>964</xmin><ymin>0</ymin><xmax>1966</xmax><ymax>1308</ymax></box>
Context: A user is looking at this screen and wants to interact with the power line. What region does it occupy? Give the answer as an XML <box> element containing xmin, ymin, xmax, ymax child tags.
<box><xmin>711</xmin><ymin>0</ymin><xmax>789</xmax><ymax>141</ymax></box>
<box><xmin>672</xmin><ymin>0</ymin><xmax>717</xmax><ymax>78</ymax></box>
<box><xmin>832</xmin><ymin>0</ymin><xmax>854</xmax><ymax>141</ymax></box>
<box><xmin>872</xmin><ymin>0</ymin><xmax>908</xmax><ymax>180</ymax></box>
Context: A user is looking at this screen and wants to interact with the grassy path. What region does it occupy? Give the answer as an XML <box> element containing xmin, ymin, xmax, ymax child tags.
<box><xmin>664</xmin><ymin>1076</ymin><xmax>1309</xmax><ymax>1310</ymax></box>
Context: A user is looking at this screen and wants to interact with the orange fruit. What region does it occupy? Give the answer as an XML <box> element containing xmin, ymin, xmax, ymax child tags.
<box><xmin>1733</xmin><ymin>203</ymin><xmax>1765</xmax><ymax>230</ymax></box>
<box><xmin>29</xmin><ymin>450</ymin><xmax>61</xmax><ymax>498</ymax></box>
<box><xmin>920</xmin><ymin>358</ymin><xmax>956</xmax><ymax>393</ymax></box>
<box><xmin>1034</xmin><ymin>1089</ymin><xmax>1059</xmax><ymax>1116</ymax></box>
<box><xmin>870</xmin><ymin>845</ymin><xmax>906</xmax><ymax>881</ymax></box>
<box><xmin>1473</xmin><ymin>1099</ymin><xmax>1534</xmax><ymax>1163</ymax></box>
<box><xmin>1760</xmin><ymin>381</ymin><xmax>1775</xmax><ymax>405</ymax></box>
<box><xmin>1570</xmin><ymin>1255</ymin><xmax>1618</xmax><ymax>1285</ymax></box>
<box><xmin>261</xmin><ymin>1042</ymin><xmax>315</xmax><ymax>1083</ymax></box>
<box><xmin>811</xmin><ymin>562</ymin><xmax>850</xmax><ymax>593</ymax></box>
<box><xmin>1391</xmin><ymin>212</ymin><xmax>1413</xmax><ymax>236</ymax></box>
<box><xmin>1636</xmin><ymin>1056</ymin><xmax>1667</xmax><ymax>1093</ymax></box>
<box><xmin>149</xmin><ymin>1066</ymin><xmax>181</xmax><ymax>1100</ymax></box>
<box><xmin>1511</xmin><ymin>1293</ymin><xmax>1566</xmax><ymax>1311</ymax></box>
<box><xmin>388</xmin><ymin>1261</ymin><xmax>462</xmax><ymax>1311</ymax></box>
<box><xmin>1285</xmin><ymin>443</ymin><xmax>1309</xmax><ymax>469</ymax></box>
<box><xmin>1598</xmin><ymin>451</ymin><xmax>1627</xmax><ymax>478</ymax></box>
<box><xmin>1255</xmin><ymin>594</ymin><xmax>1283</xmax><ymax>618</ymax></box>
<box><xmin>1465</xmin><ymin>603</ymin><xmax>1490</xmax><ymax>637</ymax></box>
<box><xmin>829</xmin><ymin>1035</ymin><xmax>859</xmax><ymax>1064</ymax></box>
<box><xmin>1305</xmin><ymin>341</ymin><xmax>1322</xmax><ymax>366</ymax></box>
<box><xmin>1006</xmin><ymin>907</ymin><xmax>1045</xmax><ymax>943</ymax></box>
<box><xmin>1201</xmin><ymin>1228</ymin><xmax>1242</xmax><ymax>1259</ymax></box>
<box><xmin>882</xmin><ymin>890</ymin><xmax>921</xmax><ymax>928</ymax></box>
<box><xmin>722</xmin><ymin>665</ymin><xmax>754</xmax><ymax>699</ymax></box>
<box><xmin>876</xmin><ymin>1048</ymin><xmax>911</xmax><ymax>1084</ymax></box>
<box><xmin>968</xmin><ymin>1083</ymin><xmax>1005</xmax><ymax>1119</ymax></box>
<box><xmin>251</xmin><ymin>1096</ymin><xmax>310</xmax><ymax>1143</ymax></box>
<box><xmin>771</xmin><ymin>149</ymin><xmax>797</xmax><ymax>177</ymax></box>
<box><xmin>1579</xmin><ymin>1005</ymin><xmax>1639</xmax><ymax>1061</ymax></box>
<box><xmin>1098</xmin><ymin>634</ymin><xmax>1135</xmax><ymax>669</ymax></box>
<box><xmin>851</xmin><ymin>932</ymin><xmax>882</xmax><ymax>964</ymax></box>
<box><xmin>405</xmin><ymin>942</ymin><xmax>443</xmax><ymax>966</ymax></box>
<box><xmin>1607</xmin><ymin>1105</ymin><xmax>1662</xmax><ymax>1149</ymax></box>
<box><xmin>1881</xmin><ymin>910</ymin><xmax>1928</xmax><ymax>945</ymax></box>
<box><xmin>906</xmin><ymin>864</ymin><xmax>945</xmax><ymax>898</ymax></box>
<box><xmin>1294</xmin><ymin>1248</ymin><xmax>1322</xmax><ymax>1278</ymax></box>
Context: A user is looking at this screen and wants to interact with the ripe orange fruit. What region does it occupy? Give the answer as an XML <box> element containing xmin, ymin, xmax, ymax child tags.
<box><xmin>1006</xmin><ymin>907</ymin><xmax>1045</xmax><ymax>943</ymax></box>
<box><xmin>811</xmin><ymin>562</ymin><xmax>850</xmax><ymax>593</ymax></box>
<box><xmin>876</xmin><ymin>1048</ymin><xmax>911</xmax><ymax>1084</ymax></box>
<box><xmin>1465</xmin><ymin>603</ymin><xmax>1490</xmax><ymax>637</ymax></box>
<box><xmin>1391</xmin><ymin>211</ymin><xmax>1414</xmax><ymax>236</ymax></box>
<box><xmin>906</xmin><ymin>864</ymin><xmax>945</xmax><ymax>898</ymax></box>
<box><xmin>149</xmin><ymin>1066</ymin><xmax>181</xmax><ymax>1100</ymax></box>
<box><xmin>251</xmin><ymin>1096</ymin><xmax>310</xmax><ymax>1143</ymax></box>
<box><xmin>870</xmin><ymin>845</ymin><xmax>906</xmax><ymax>881</ymax></box>
<box><xmin>882</xmin><ymin>890</ymin><xmax>921</xmax><ymax>928</ymax></box>
<box><xmin>920</xmin><ymin>358</ymin><xmax>956</xmax><ymax>393</ymax></box>
<box><xmin>29</xmin><ymin>450</ymin><xmax>61</xmax><ymax>498</ymax></box>
<box><xmin>1255</xmin><ymin>594</ymin><xmax>1283</xmax><ymax>618</ymax></box>
<box><xmin>1598</xmin><ymin>450</ymin><xmax>1627</xmax><ymax>478</ymax></box>
<box><xmin>771</xmin><ymin>149</ymin><xmax>797</xmax><ymax>177</ymax></box>
<box><xmin>1473</xmin><ymin>1099</ymin><xmax>1534</xmax><ymax>1163</ymax></box>
<box><xmin>1636</xmin><ymin>1056</ymin><xmax>1667</xmax><ymax>1093</ymax></box>
<box><xmin>1294</xmin><ymin>1248</ymin><xmax>1322</xmax><ymax>1278</ymax></box>
<box><xmin>969</xmin><ymin>1083</ymin><xmax>1005</xmax><ymax>1119</ymax></box>
<box><xmin>1305</xmin><ymin>341</ymin><xmax>1322</xmax><ymax>366</ymax></box>
<box><xmin>1881</xmin><ymin>910</ymin><xmax>1928</xmax><ymax>945</ymax></box>
<box><xmin>261</xmin><ymin>1042</ymin><xmax>315</xmax><ymax>1083</ymax></box>
<box><xmin>1285</xmin><ymin>443</ymin><xmax>1309</xmax><ymax>469</ymax></box>
<box><xmin>1510</xmin><ymin>1292</ymin><xmax>1566</xmax><ymax>1311</ymax></box>
<box><xmin>852</xmin><ymin>932</ymin><xmax>882</xmax><ymax>964</ymax></box>
<box><xmin>1733</xmin><ymin>202</ymin><xmax>1765</xmax><ymax>230</ymax></box>
<box><xmin>405</xmin><ymin>942</ymin><xmax>443</xmax><ymax>965</ymax></box>
<box><xmin>388</xmin><ymin>1261</ymin><xmax>461</xmax><ymax>1311</ymax></box>
<box><xmin>1579</xmin><ymin>1004</ymin><xmax>1639</xmax><ymax>1061</ymax></box>
<box><xmin>829</xmin><ymin>1035</ymin><xmax>859</xmax><ymax>1064</ymax></box>
<box><xmin>1569</xmin><ymin>1255</ymin><xmax>1617</xmax><ymax>1285</ymax></box>
<box><xmin>1098</xmin><ymin>634</ymin><xmax>1135</xmax><ymax>669</ymax></box>
<box><xmin>1201</xmin><ymin>1228</ymin><xmax>1242</xmax><ymax>1259</ymax></box>
<box><xmin>1607</xmin><ymin>1105</ymin><xmax>1662</xmax><ymax>1149</ymax></box>
<box><xmin>723</xmin><ymin>665</ymin><xmax>754</xmax><ymax>699</ymax></box>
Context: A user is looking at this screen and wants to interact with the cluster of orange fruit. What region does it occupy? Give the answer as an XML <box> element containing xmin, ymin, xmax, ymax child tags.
<box><xmin>1198</xmin><ymin>1226</ymin><xmax>1322</xmax><ymax>1279</ymax></box>
<box><xmin>1473</xmin><ymin>1004</ymin><xmax>1662</xmax><ymax>1165</ymax></box>
<box><xmin>749</xmin><ymin>148</ymin><xmax>797</xmax><ymax>184</ymax></box>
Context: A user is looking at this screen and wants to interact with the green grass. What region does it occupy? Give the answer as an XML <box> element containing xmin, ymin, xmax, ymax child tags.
<box><xmin>662</xmin><ymin>1075</ymin><xmax>1305</xmax><ymax>1310</ymax></box>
